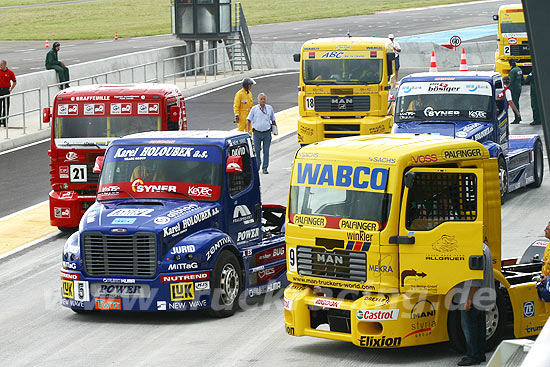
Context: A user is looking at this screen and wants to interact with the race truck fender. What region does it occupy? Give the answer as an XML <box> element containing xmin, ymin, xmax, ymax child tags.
<box><xmin>62</xmin><ymin>231</ymin><xmax>82</xmax><ymax>272</ymax></box>
<box><xmin>481</xmin><ymin>141</ymin><xmax>504</xmax><ymax>160</ymax></box>
<box><xmin>509</xmin><ymin>134</ymin><xmax>541</xmax><ymax>151</ymax></box>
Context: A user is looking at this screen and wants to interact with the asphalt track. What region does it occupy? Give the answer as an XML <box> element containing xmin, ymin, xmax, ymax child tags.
<box><xmin>1</xmin><ymin>0</ymin><xmax>520</xmax><ymax>75</ymax></box>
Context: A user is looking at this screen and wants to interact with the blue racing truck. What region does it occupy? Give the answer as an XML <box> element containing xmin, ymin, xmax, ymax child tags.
<box><xmin>60</xmin><ymin>131</ymin><xmax>287</xmax><ymax>317</ymax></box>
<box><xmin>392</xmin><ymin>71</ymin><xmax>543</xmax><ymax>199</ymax></box>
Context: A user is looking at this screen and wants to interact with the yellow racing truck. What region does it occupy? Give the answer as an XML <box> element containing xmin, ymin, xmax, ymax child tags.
<box><xmin>293</xmin><ymin>37</ymin><xmax>396</xmax><ymax>146</ymax></box>
<box><xmin>283</xmin><ymin>134</ymin><xmax>547</xmax><ymax>350</ymax></box>
<box><xmin>493</xmin><ymin>5</ymin><xmax>531</xmax><ymax>77</ymax></box>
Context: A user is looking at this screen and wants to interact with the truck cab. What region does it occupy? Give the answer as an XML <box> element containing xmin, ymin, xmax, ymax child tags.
<box><xmin>293</xmin><ymin>37</ymin><xmax>396</xmax><ymax>145</ymax></box>
<box><xmin>43</xmin><ymin>83</ymin><xmax>187</xmax><ymax>231</ymax></box>
<box><xmin>493</xmin><ymin>5</ymin><xmax>531</xmax><ymax>77</ymax></box>
<box><xmin>61</xmin><ymin>131</ymin><xmax>286</xmax><ymax>316</ymax></box>
<box><xmin>392</xmin><ymin>72</ymin><xmax>543</xmax><ymax>199</ymax></box>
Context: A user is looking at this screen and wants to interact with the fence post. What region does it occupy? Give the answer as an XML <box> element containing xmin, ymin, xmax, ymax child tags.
<box><xmin>22</xmin><ymin>93</ymin><xmax>26</xmax><ymax>135</ymax></box>
<box><xmin>38</xmin><ymin>89</ymin><xmax>42</xmax><ymax>130</ymax></box>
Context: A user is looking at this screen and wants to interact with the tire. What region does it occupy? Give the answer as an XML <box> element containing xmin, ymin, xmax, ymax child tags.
<box><xmin>208</xmin><ymin>250</ymin><xmax>242</xmax><ymax>318</ymax></box>
<box><xmin>59</xmin><ymin>226</ymin><xmax>78</xmax><ymax>233</ymax></box>
<box><xmin>528</xmin><ymin>140</ymin><xmax>543</xmax><ymax>188</ymax></box>
<box><xmin>498</xmin><ymin>156</ymin><xmax>508</xmax><ymax>203</ymax></box>
<box><xmin>71</xmin><ymin>308</ymin><xmax>94</xmax><ymax>314</ymax></box>
<box><xmin>448</xmin><ymin>287</ymin><xmax>508</xmax><ymax>353</ymax></box>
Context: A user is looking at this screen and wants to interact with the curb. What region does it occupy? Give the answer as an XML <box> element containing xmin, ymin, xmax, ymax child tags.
<box><xmin>0</xmin><ymin>231</ymin><xmax>63</xmax><ymax>262</ymax></box>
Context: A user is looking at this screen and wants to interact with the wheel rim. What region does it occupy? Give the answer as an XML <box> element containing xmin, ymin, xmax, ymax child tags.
<box><xmin>485</xmin><ymin>304</ymin><xmax>499</xmax><ymax>340</ymax></box>
<box><xmin>219</xmin><ymin>263</ymin><xmax>240</xmax><ymax>306</ymax></box>
<box><xmin>499</xmin><ymin>161</ymin><xmax>508</xmax><ymax>196</ymax></box>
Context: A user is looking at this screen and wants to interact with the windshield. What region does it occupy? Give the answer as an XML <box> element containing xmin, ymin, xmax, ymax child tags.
<box><xmin>501</xmin><ymin>22</ymin><xmax>526</xmax><ymax>34</ymax></box>
<box><xmin>303</xmin><ymin>58</ymin><xmax>382</xmax><ymax>85</ymax></box>
<box><xmin>98</xmin><ymin>144</ymin><xmax>222</xmax><ymax>201</ymax></box>
<box><xmin>395</xmin><ymin>81</ymin><xmax>493</xmax><ymax>122</ymax></box>
<box><xmin>289</xmin><ymin>185</ymin><xmax>391</xmax><ymax>228</ymax></box>
<box><xmin>55</xmin><ymin>115</ymin><xmax>161</xmax><ymax>139</ymax></box>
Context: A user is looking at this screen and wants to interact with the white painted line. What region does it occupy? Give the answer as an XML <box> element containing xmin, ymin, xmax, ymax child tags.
<box><xmin>0</xmin><ymin>231</ymin><xmax>60</xmax><ymax>261</ymax></box>
<box><xmin>0</xmin><ymin>138</ymin><xmax>50</xmax><ymax>156</ymax></box>
<box><xmin>0</xmin><ymin>200</ymin><xmax>48</xmax><ymax>222</ymax></box>
<box><xmin>30</xmin><ymin>67</ymin><xmax>42</xmax><ymax>70</ymax></box>
<box><xmin>376</xmin><ymin>0</ymin><xmax>502</xmax><ymax>14</ymax></box>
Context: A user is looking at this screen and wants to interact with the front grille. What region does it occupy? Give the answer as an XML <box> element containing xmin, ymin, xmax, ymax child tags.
<box><xmin>325</xmin><ymin>132</ymin><xmax>361</xmax><ymax>139</ymax></box>
<box><xmin>76</xmin><ymin>190</ymin><xmax>96</xmax><ymax>195</ymax></box>
<box><xmin>324</xmin><ymin>124</ymin><xmax>361</xmax><ymax>132</ymax></box>
<box><xmin>81</xmin><ymin>201</ymin><xmax>94</xmax><ymax>211</ymax></box>
<box><xmin>510</xmin><ymin>43</ymin><xmax>529</xmax><ymax>57</ymax></box>
<box><xmin>86</xmin><ymin>163</ymin><xmax>101</xmax><ymax>185</ymax></box>
<box><xmin>82</xmin><ymin>231</ymin><xmax>157</xmax><ymax>277</ymax></box>
<box><xmin>297</xmin><ymin>246</ymin><xmax>367</xmax><ymax>282</ymax></box>
<box><xmin>315</xmin><ymin>96</ymin><xmax>370</xmax><ymax>112</ymax></box>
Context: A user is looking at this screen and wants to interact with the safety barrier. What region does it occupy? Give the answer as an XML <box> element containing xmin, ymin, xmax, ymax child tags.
<box><xmin>0</xmin><ymin>88</ymin><xmax>42</xmax><ymax>139</ymax></box>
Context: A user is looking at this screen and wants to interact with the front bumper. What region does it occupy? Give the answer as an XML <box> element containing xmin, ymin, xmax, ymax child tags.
<box><xmin>61</xmin><ymin>269</ymin><xmax>212</xmax><ymax>312</ymax></box>
<box><xmin>283</xmin><ymin>283</ymin><xmax>448</xmax><ymax>348</ymax></box>
<box><xmin>50</xmin><ymin>190</ymin><xmax>95</xmax><ymax>228</ymax></box>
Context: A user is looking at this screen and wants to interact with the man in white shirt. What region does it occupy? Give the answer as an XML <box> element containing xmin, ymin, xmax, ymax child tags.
<box><xmin>247</xmin><ymin>93</ymin><xmax>277</xmax><ymax>174</ymax></box>
<box><xmin>388</xmin><ymin>34</ymin><xmax>401</xmax><ymax>81</ymax></box>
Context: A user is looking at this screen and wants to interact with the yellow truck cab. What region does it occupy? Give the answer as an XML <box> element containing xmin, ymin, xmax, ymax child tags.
<box><xmin>493</xmin><ymin>5</ymin><xmax>531</xmax><ymax>77</ymax></box>
<box><xmin>284</xmin><ymin>134</ymin><xmax>547</xmax><ymax>350</ymax></box>
<box><xmin>293</xmin><ymin>37</ymin><xmax>396</xmax><ymax>146</ymax></box>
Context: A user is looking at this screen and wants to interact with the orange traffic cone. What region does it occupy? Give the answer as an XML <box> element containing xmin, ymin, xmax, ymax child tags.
<box><xmin>429</xmin><ymin>50</ymin><xmax>438</xmax><ymax>72</ymax></box>
<box><xmin>114</xmin><ymin>32</ymin><xmax>118</xmax><ymax>41</ymax></box>
<box><xmin>45</xmin><ymin>39</ymin><xmax>49</xmax><ymax>48</ymax></box>
<box><xmin>459</xmin><ymin>48</ymin><xmax>468</xmax><ymax>71</ymax></box>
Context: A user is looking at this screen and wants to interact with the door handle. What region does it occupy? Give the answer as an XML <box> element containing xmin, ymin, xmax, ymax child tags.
<box><xmin>389</xmin><ymin>236</ymin><xmax>415</xmax><ymax>244</ymax></box>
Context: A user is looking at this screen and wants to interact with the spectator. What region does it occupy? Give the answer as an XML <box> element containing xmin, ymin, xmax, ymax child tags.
<box><xmin>247</xmin><ymin>93</ymin><xmax>277</xmax><ymax>174</ymax></box>
<box><xmin>388</xmin><ymin>34</ymin><xmax>401</xmax><ymax>81</ymax></box>
<box><xmin>508</xmin><ymin>60</ymin><xmax>522</xmax><ymax>124</ymax></box>
<box><xmin>502</xmin><ymin>77</ymin><xmax>521</xmax><ymax>121</ymax></box>
<box><xmin>455</xmin><ymin>243</ymin><xmax>495</xmax><ymax>366</ymax></box>
<box><xmin>539</xmin><ymin>222</ymin><xmax>550</xmax><ymax>317</ymax></box>
<box><xmin>523</xmin><ymin>70</ymin><xmax>541</xmax><ymax>125</ymax></box>
<box><xmin>233</xmin><ymin>78</ymin><xmax>255</xmax><ymax>132</ymax></box>
<box><xmin>0</xmin><ymin>60</ymin><xmax>16</xmax><ymax>127</ymax></box>
<box><xmin>45</xmin><ymin>42</ymin><xmax>70</xmax><ymax>89</ymax></box>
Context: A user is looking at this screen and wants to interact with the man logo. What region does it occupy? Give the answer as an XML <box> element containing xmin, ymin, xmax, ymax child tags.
<box><xmin>316</xmin><ymin>253</ymin><xmax>343</xmax><ymax>265</ymax></box>
<box><xmin>170</xmin><ymin>282</ymin><xmax>194</xmax><ymax>301</ymax></box>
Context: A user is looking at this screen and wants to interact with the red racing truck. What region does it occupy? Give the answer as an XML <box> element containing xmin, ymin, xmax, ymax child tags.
<box><xmin>43</xmin><ymin>83</ymin><xmax>187</xmax><ymax>231</ymax></box>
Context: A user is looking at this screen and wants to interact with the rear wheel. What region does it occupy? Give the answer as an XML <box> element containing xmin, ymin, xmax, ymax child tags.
<box><xmin>498</xmin><ymin>156</ymin><xmax>508</xmax><ymax>203</ymax></box>
<box><xmin>528</xmin><ymin>140</ymin><xmax>544</xmax><ymax>188</ymax></box>
<box><xmin>448</xmin><ymin>287</ymin><xmax>508</xmax><ymax>353</ymax></box>
<box><xmin>208</xmin><ymin>250</ymin><xmax>242</xmax><ymax>318</ymax></box>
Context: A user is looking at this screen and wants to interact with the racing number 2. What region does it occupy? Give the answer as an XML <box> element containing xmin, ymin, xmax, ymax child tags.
<box><xmin>504</xmin><ymin>46</ymin><xmax>511</xmax><ymax>55</ymax></box>
<box><xmin>70</xmin><ymin>164</ymin><xmax>87</xmax><ymax>183</ymax></box>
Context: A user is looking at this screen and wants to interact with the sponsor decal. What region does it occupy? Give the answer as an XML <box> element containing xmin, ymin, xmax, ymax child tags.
<box><xmin>74</xmin><ymin>280</ymin><xmax>90</xmax><ymax>302</ymax></box>
<box><xmin>468</xmin><ymin>110</ymin><xmax>487</xmax><ymax>119</ymax></box>
<box><xmin>92</xmin><ymin>284</ymin><xmax>148</xmax><ymax>298</ymax></box>
<box><xmin>345</xmin><ymin>240</ymin><xmax>372</xmax><ymax>252</ymax></box>
<box><xmin>110</xmin><ymin>103</ymin><xmax>132</xmax><ymax>115</ymax></box>
<box><xmin>508</xmin><ymin>37</ymin><xmax>517</xmax><ymax>45</ymax></box>
<box><xmin>404</xmin><ymin>320</ymin><xmax>437</xmax><ymax>339</ymax></box>
<box><xmin>63</xmin><ymin>261</ymin><xmax>77</xmax><ymax>270</ymax></box>
<box><xmin>166</xmin><ymin>204</ymin><xmax>200</xmax><ymax>219</ymax></box>
<box><xmin>339</xmin><ymin>219</ymin><xmax>379</xmax><ymax>231</ymax></box>
<box><xmin>286</xmin><ymin>326</ymin><xmax>295</xmax><ymax>336</ymax></box>
<box><xmin>423</xmin><ymin>107</ymin><xmax>459</xmax><ymax>118</ymax></box>
<box><xmin>321</xmin><ymin>51</ymin><xmax>344</xmax><ymax>59</ymax></box>
<box><xmin>427</xmin><ymin>82</ymin><xmax>460</xmax><ymax>93</ymax></box>
<box><xmin>474</xmin><ymin>126</ymin><xmax>493</xmax><ymax>141</ymax></box>
<box><xmin>188</xmin><ymin>186</ymin><xmax>213</xmax><ymax>199</ymax></box>
<box><xmin>61</xmin><ymin>299</ymin><xmax>85</xmax><ymax>307</ymax></box>
<box><xmin>248</xmin><ymin>281</ymin><xmax>282</xmax><ymax>297</ymax></box>
<box><xmin>525</xmin><ymin>325</ymin><xmax>544</xmax><ymax>333</ymax></box>
<box><xmin>100</xmin><ymin>185</ymin><xmax>121</xmax><ymax>196</ymax></box>
<box><xmin>59</xmin><ymin>166</ymin><xmax>69</xmax><ymax>179</ymax></box>
<box><xmin>283</xmin><ymin>297</ymin><xmax>293</xmax><ymax>310</ymax></box>
<box><xmin>524</xmin><ymin>301</ymin><xmax>535</xmax><ymax>318</ymax></box>
<box><xmin>54</xmin><ymin>207</ymin><xmax>71</xmax><ymax>219</ymax></box>
<box><xmin>295</xmin><ymin>163</ymin><xmax>389</xmax><ymax>191</ymax></box>
<box><xmin>359</xmin><ymin>335</ymin><xmax>402</xmax><ymax>347</ymax></box>
<box><xmin>346</xmin><ymin>232</ymin><xmax>373</xmax><ymax>243</ymax></box>
<box><xmin>256</xmin><ymin>246</ymin><xmax>285</xmax><ymax>263</ymax></box>
<box><xmin>363</xmin><ymin>294</ymin><xmax>390</xmax><ymax>307</ymax></box>
<box><xmin>168</xmin><ymin>299</ymin><xmax>208</xmax><ymax>310</ymax></box>
<box><xmin>369</xmin><ymin>259</ymin><xmax>394</xmax><ymax>273</ymax></box>
<box><xmin>102</xmin><ymin>278</ymin><xmax>135</xmax><ymax>284</ymax></box>
<box><xmin>289</xmin><ymin>274</ymin><xmax>375</xmax><ymax>291</ymax></box>
<box><xmin>58</xmin><ymin>104</ymin><xmax>78</xmax><ymax>116</ymax></box>
<box><xmin>138</xmin><ymin>103</ymin><xmax>159</xmax><ymax>114</ymax></box>
<box><xmin>112</xmin><ymin>146</ymin><xmax>207</xmax><ymax>159</ymax></box>
<box><xmin>367</xmin><ymin>156</ymin><xmax>396</xmax><ymax>164</ymax></box>
<box><xmin>111</xmin><ymin>218</ymin><xmax>136</xmax><ymax>225</ymax></box>
<box><xmin>61</xmin><ymin>270</ymin><xmax>80</xmax><ymax>280</ymax></box>
<box><xmin>95</xmin><ymin>298</ymin><xmax>122</xmax><ymax>310</ymax></box>
<box><xmin>233</xmin><ymin>205</ymin><xmax>254</xmax><ymax>224</ymax></box>
<box><xmin>161</xmin><ymin>272</ymin><xmax>209</xmax><ymax>283</ymax></box>
<box><xmin>163</xmin><ymin>209</ymin><xmax>214</xmax><ymax>238</ymax></box>
<box><xmin>237</xmin><ymin>228</ymin><xmax>260</xmax><ymax>244</ymax></box>
<box><xmin>62</xmin><ymin>279</ymin><xmax>74</xmax><ymax>298</ymax></box>
<box><xmin>293</xmin><ymin>214</ymin><xmax>326</xmax><ymax>227</ymax></box>
<box><xmin>356</xmin><ymin>309</ymin><xmax>400</xmax><ymax>321</ymax></box>
<box><xmin>316</xmin><ymin>253</ymin><xmax>343</xmax><ymax>266</ymax></box>
<box><xmin>194</xmin><ymin>281</ymin><xmax>210</xmax><ymax>291</ymax></box>
<box><xmin>131</xmin><ymin>178</ymin><xmax>176</xmax><ymax>193</ymax></box>
<box><xmin>230</xmin><ymin>146</ymin><xmax>246</xmax><ymax>156</ymax></box>
<box><xmin>412</xmin><ymin>154</ymin><xmax>437</xmax><ymax>164</ymax></box>
<box><xmin>442</xmin><ymin>148</ymin><xmax>483</xmax><ymax>160</ymax></box>
<box><xmin>425</xmin><ymin>254</ymin><xmax>464</xmax><ymax>261</ymax></box>
<box><xmin>157</xmin><ymin>301</ymin><xmax>167</xmax><ymax>311</ymax></box>
<box><xmin>170</xmin><ymin>244</ymin><xmax>196</xmax><ymax>255</ymax></box>
<box><xmin>313</xmin><ymin>298</ymin><xmax>342</xmax><ymax>309</ymax></box>
<box><xmin>107</xmin><ymin>208</ymin><xmax>154</xmax><ymax>217</ymax></box>
<box><xmin>168</xmin><ymin>262</ymin><xmax>198</xmax><ymax>271</ymax></box>
<box><xmin>154</xmin><ymin>216</ymin><xmax>170</xmax><ymax>225</ymax></box>
<box><xmin>74</xmin><ymin>96</ymin><xmax>110</xmax><ymax>101</ymax></box>
<box><xmin>411</xmin><ymin>300</ymin><xmax>436</xmax><ymax>319</ymax></box>
<box><xmin>170</xmin><ymin>282</ymin><xmax>194</xmax><ymax>301</ymax></box>
<box><xmin>257</xmin><ymin>265</ymin><xmax>285</xmax><ymax>282</ymax></box>
<box><xmin>65</xmin><ymin>151</ymin><xmax>78</xmax><ymax>161</ymax></box>
<box><xmin>399</xmin><ymin>111</ymin><xmax>416</xmax><ymax>119</ymax></box>
<box><xmin>84</xmin><ymin>103</ymin><xmax>105</xmax><ymax>115</ymax></box>
<box><xmin>206</xmin><ymin>237</ymin><xmax>232</xmax><ymax>261</ymax></box>
<box><xmin>400</xmin><ymin>269</ymin><xmax>428</xmax><ymax>287</ymax></box>
<box><xmin>432</xmin><ymin>235</ymin><xmax>458</xmax><ymax>253</ymax></box>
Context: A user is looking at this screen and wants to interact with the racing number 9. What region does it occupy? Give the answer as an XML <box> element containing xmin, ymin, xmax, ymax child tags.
<box><xmin>288</xmin><ymin>247</ymin><xmax>297</xmax><ymax>272</ymax></box>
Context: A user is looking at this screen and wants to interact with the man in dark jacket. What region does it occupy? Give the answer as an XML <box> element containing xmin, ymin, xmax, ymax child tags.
<box><xmin>524</xmin><ymin>70</ymin><xmax>541</xmax><ymax>125</ymax></box>
<box><xmin>45</xmin><ymin>42</ymin><xmax>70</xmax><ymax>89</ymax></box>
<box><xmin>508</xmin><ymin>60</ymin><xmax>522</xmax><ymax>124</ymax></box>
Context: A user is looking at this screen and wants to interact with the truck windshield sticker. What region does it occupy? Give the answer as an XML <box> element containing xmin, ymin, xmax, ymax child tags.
<box><xmin>398</xmin><ymin>81</ymin><xmax>492</xmax><ymax>97</ymax></box>
<box><xmin>304</xmin><ymin>56</ymin><xmax>383</xmax><ymax>85</ymax></box>
<box><xmin>294</xmin><ymin>162</ymin><xmax>388</xmax><ymax>191</ymax></box>
<box><xmin>109</xmin><ymin>145</ymin><xmax>221</xmax><ymax>163</ymax></box>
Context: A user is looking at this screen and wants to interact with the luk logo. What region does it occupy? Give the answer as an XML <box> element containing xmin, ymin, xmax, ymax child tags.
<box><xmin>157</xmin><ymin>301</ymin><xmax>167</xmax><ymax>311</ymax></box>
<box><xmin>170</xmin><ymin>282</ymin><xmax>194</xmax><ymax>301</ymax></box>
<box><xmin>62</xmin><ymin>279</ymin><xmax>74</xmax><ymax>298</ymax></box>
<box><xmin>524</xmin><ymin>301</ymin><xmax>535</xmax><ymax>318</ymax></box>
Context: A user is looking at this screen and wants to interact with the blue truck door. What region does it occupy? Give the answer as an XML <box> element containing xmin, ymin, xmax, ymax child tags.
<box><xmin>226</xmin><ymin>139</ymin><xmax>262</xmax><ymax>246</ymax></box>
<box><xmin>494</xmin><ymin>77</ymin><xmax>510</xmax><ymax>154</ymax></box>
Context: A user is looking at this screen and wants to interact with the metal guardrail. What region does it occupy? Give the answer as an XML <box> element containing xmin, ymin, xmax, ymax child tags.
<box><xmin>0</xmin><ymin>88</ymin><xmax>42</xmax><ymax>139</ymax></box>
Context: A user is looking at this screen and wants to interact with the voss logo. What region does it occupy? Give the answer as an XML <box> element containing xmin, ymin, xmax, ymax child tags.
<box><xmin>411</xmin><ymin>154</ymin><xmax>437</xmax><ymax>163</ymax></box>
<box><xmin>188</xmin><ymin>186</ymin><xmax>213</xmax><ymax>198</ymax></box>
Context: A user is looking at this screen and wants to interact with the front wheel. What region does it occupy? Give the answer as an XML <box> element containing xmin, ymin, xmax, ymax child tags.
<box><xmin>58</xmin><ymin>226</ymin><xmax>78</xmax><ymax>233</ymax></box>
<box><xmin>208</xmin><ymin>250</ymin><xmax>242</xmax><ymax>318</ymax></box>
<box><xmin>498</xmin><ymin>156</ymin><xmax>508</xmax><ymax>203</ymax></box>
<box><xmin>528</xmin><ymin>140</ymin><xmax>544</xmax><ymax>188</ymax></box>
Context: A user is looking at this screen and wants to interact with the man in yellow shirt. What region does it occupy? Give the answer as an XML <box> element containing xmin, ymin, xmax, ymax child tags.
<box><xmin>541</xmin><ymin>222</ymin><xmax>550</xmax><ymax>317</ymax></box>
<box><xmin>233</xmin><ymin>78</ymin><xmax>255</xmax><ymax>132</ymax></box>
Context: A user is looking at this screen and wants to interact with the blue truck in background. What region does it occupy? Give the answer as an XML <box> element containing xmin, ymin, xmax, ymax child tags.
<box><xmin>60</xmin><ymin>131</ymin><xmax>287</xmax><ymax>317</ymax></box>
<box><xmin>392</xmin><ymin>71</ymin><xmax>544</xmax><ymax>199</ymax></box>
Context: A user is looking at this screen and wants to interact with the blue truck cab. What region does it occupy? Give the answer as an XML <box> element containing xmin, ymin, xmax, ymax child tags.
<box><xmin>392</xmin><ymin>71</ymin><xmax>543</xmax><ymax>198</ymax></box>
<box><xmin>60</xmin><ymin>131</ymin><xmax>287</xmax><ymax>316</ymax></box>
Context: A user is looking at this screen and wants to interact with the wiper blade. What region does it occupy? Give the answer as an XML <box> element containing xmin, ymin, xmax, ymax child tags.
<box><xmin>60</xmin><ymin>141</ymin><xmax>102</xmax><ymax>149</ymax></box>
<box><xmin>156</xmin><ymin>190</ymin><xmax>198</xmax><ymax>203</ymax></box>
<box><xmin>97</xmin><ymin>189</ymin><xmax>136</xmax><ymax>200</ymax></box>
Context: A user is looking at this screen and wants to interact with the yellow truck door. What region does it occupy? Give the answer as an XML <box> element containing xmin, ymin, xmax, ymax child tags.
<box><xmin>396</xmin><ymin>167</ymin><xmax>485</xmax><ymax>295</ymax></box>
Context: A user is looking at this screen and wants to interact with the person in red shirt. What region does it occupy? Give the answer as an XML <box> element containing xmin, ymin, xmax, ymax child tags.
<box><xmin>0</xmin><ymin>60</ymin><xmax>17</xmax><ymax>127</ymax></box>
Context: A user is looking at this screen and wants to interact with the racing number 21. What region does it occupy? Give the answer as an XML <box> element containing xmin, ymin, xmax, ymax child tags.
<box><xmin>70</xmin><ymin>164</ymin><xmax>87</xmax><ymax>183</ymax></box>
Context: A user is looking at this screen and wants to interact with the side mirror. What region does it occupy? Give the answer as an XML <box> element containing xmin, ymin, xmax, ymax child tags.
<box><xmin>293</xmin><ymin>53</ymin><xmax>300</xmax><ymax>62</ymax></box>
<box><xmin>43</xmin><ymin>107</ymin><xmax>51</xmax><ymax>123</ymax></box>
<box><xmin>493</xmin><ymin>14</ymin><xmax>498</xmax><ymax>21</ymax></box>
<box><xmin>404</xmin><ymin>171</ymin><xmax>415</xmax><ymax>189</ymax></box>
<box><xmin>93</xmin><ymin>156</ymin><xmax>104</xmax><ymax>173</ymax></box>
<box><xmin>169</xmin><ymin>105</ymin><xmax>180</xmax><ymax>123</ymax></box>
<box><xmin>226</xmin><ymin>155</ymin><xmax>243</xmax><ymax>173</ymax></box>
